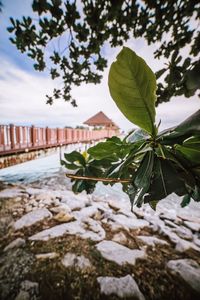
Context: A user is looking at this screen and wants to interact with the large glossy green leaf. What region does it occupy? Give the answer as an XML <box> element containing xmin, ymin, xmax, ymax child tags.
<box><xmin>175</xmin><ymin>144</ymin><xmax>200</xmax><ymax>163</ymax></box>
<box><xmin>133</xmin><ymin>150</ymin><xmax>154</xmax><ymax>206</ymax></box>
<box><xmin>158</xmin><ymin>110</ymin><xmax>200</xmax><ymax>144</ymax></box>
<box><xmin>108</xmin><ymin>47</ymin><xmax>157</xmax><ymax>136</ymax></box>
<box><xmin>144</xmin><ymin>158</ymin><xmax>187</xmax><ymax>203</ymax></box>
<box><xmin>88</xmin><ymin>141</ymin><xmax>121</xmax><ymax>160</ymax></box>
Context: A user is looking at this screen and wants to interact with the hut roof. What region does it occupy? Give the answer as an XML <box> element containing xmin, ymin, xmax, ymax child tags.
<box><xmin>84</xmin><ymin>111</ymin><xmax>113</xmax><ymax>126</ymax></box>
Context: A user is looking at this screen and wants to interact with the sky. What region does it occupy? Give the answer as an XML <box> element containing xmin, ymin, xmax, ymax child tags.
<box><xmin>0</xmin><ymin>0</ymin><xmax>199</xmax><ymax>132</ymax></box>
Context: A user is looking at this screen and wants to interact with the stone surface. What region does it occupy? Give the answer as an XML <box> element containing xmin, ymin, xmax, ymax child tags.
<box><xmin>159</xmin><ymin>210</ymin><xmax>177</xmax><ymax>221</ymax></box>
<box><xmin>0</xmin><ymin>188</ymin><xmax>25</xmax><ymax>199</ymax></box>
<box><xmin>29</xmin><ymin>221</ymin><xmax>85</xmax><ymax>241</ymax></box>
<box><xmin>167</xmin><ymin>259</ymin><xmax>200</xmax><ymax>294</ymax></box>
<box><xmin>13</xmin><ymin>208</ymin><xmax>52</xmax><ymax>230</ymax></box>
<box><xmin>60</xmin><ymin>191</ymin><xmax>89</xmax><ymax>210</ymax></box>
<box><xmin>82</xmin><ymin>218</ymin><xmax>106</xmax><ymax>241</ymax></box>
<box><xmin>29</xmin><ymin>219</ymin><xmax>105</xmax><ymax>242</ymax></box>
<box><xmin>97</xmin><ymin>275</ymin><xmax>145</xmax><ymax>299</ymax></box>
<box><xmin>72</xmin><ymin>205</ymin><xmax>99</xmax><ymax>220</ymax></box>
<box><xmin>110</xmin><ymin>214</ymin><xmax>149</xmax><ymax>230</ymax></box>
<box><xmin>173</xmin><ymin>226</ymin><xmax>193</xmax><ymax>241</ymax></box>
<box><xmin>21</xmin><ymin>280</ymin><xmax>39</xmax><ymax>293</ymax></box>
<box><xmin>49</xmin><ymin>203</ymin><xmax>71</xmax><ymax>214</ymax></box>
<box><xmin>175</xmin><ymin>239</ymin><xmax>200</xmax><ymax>253</ymax></box>
<box><xmin>35</xmin><ymin>252</ymin><xmax>59</xmax><ymax>260</ymax></box>
<box><xmin>96</xmin><ymin>240</ymin><xmax>146</xmax><ymax>266</ymax></box>
<box><xmin>15</xmin><ymin>290</ymin><xmax>30</xmax><ymax>300</ymax></box>
<box><xmin>137</xmin><ymin>236</ymin><xmax>168</xmax><ymax>247</ymax></box>
<box><xmin>54</xmin><ymin>212</ymin><xmax>75</xmax><ymax>223</ymax></box>
<box><xmin>4</xmin><ymin>238</ymin><xmax>25</xmax><ymax>252</ymax></box>
<box><xmin>112</xmin><ymin>232</ymin><xmax>128</xmax><ymax>245</ymax></box>
<box><xmin>62</xmin><ymin>253</ymin><xmax>91</xmax><ymax>270</ymax></box>
<box><xmin>184</xmin><ymin>221</ymin><xmax>200</xmax><ymax>232</ymax></box>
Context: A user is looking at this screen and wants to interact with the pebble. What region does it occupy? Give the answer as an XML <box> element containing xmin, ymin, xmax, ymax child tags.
<box><xmin>97</xmin><ymin>275</ymin><xmax>145</xmax><ymax>299</ymax></box>
<box><xmin>110</xmin><ymin>214</ymin><xmax>149</xmax><ymax>230</ymax></box>
<box><xmin>96</xmin><ymin>240</ymin><xmax>146</xmax><ymax>266</ymax></box>
<box><xmin>4</xmin><ymin>238</ymin><xmax>25</xmax><ymax>252</ymax></box>
<box><xmin>53</xmin><ymin>212</ymin><xmax>75</xmax><ymax>223</ymax></box>
<box><xmin>62</xmin><ymin>253</ymin><xmax>91</xmax><ymax>270</ymax></box>
<box><xmin>13</xmin><ymin>208</ymin><xmax>52</xmax><ymax>230</ymax></box>
<box><xmin>137</xmin><ymin>236</ymin><xmax>168</xmax><ymax>247</ymax></box>
<box><xmin>167</xmin><ymin>259</ymin><xmax>200</xmax><ymax>294</ymax></box>
<box><xmin>35</xmin><ymin>252</ymin><xmax>59</xmax><ymax>260</ymax></box>
<box><xmin>183</xmin><ymin>221</ymin><xmax>200</xmax><ymax>232</ymax></box>
<box><xmin>112</xmin><ymin>232</ymin><xmax>128</xmax><ymax>245</ymax></box>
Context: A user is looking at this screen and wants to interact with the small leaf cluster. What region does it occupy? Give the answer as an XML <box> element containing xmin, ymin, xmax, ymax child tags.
<box><xmin>8</xmin><ymin>0</ymin><xmax>200</xmax><ymax>106</ymax></box>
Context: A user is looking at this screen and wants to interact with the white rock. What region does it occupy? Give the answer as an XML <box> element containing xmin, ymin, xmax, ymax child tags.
<box><xmin>184</xmin><ymin>221</ymin><xmax>200</xmax><ymax>232</ymax></box>
<box><xmin>0</xmin><ymin>188</ymin><xmax>25</xmax><ymax>199</ymax></box>
<box><xmin>62</xmin><ymin>253</ymin><xmax>91</xmax><ymax>270</ymax></box>
<box><xmin>173</xmin><ymin>226</ymin><xmax>193</xmax><ymax>241</ymax></box>
<box><xmin>21</xmin><ymin>280</ymin><xmax>39</xmax><ymax>293</ymax></box>
<box><xmin>175</xmin><ymin>239</ymin><xmax>200</xmax><ymax>253</ymax></box>
<box><xmin>112</xmin><ymin>232</ymin><xmax>128</xmax><ymax>245</ymax></box>
<box><xmin>164</xmin><ymin>219</ymin><xmax>178</xmax><ymax>228</ymax></box>
<box><xmin>72</xmin><ymin>205</ymin><xmax>99</xmax><ymax>220</ymax></box>
<box><xmin>160</xmin><ymin>226</ymin><xmax>200</xmax><ymax>252</ymax></box>
<box><xmin>15</xmin><ymin>290</ymin><xmax>30</xmax><ymax>300</ymax></box>
<box><xmin>194</xmin><ymin>235</ymin><xmax>200</xmax><ymax>247</ymax></box>
<box><xmin>108</xmin><ymin>200</ymin><xmax>127</xmax><ymax>211</ymax></box>
<box><xmin>60</xmin><ymin>191</ymin><xmax>89</xmax><ymax>210</ymax></box>
<box><xmin>178</xmin><ymin>213</ymin><xmax>200</xmax><ymax>224</ymax></box>
<box><xmin>96</xmin><ymin>240</ymin><xmax>146</xmax><ymax>266</ymax></box>
<box><xmin>159</xmin><ymin>227</ymin><xmax>180</xmax><ymax>244</ymax></box>
<box><xmin>137</xmin><ymin>236</ymin><xmax>168</xmax><ymax>247</ymax></box>
<box><xmin>50</xmin><ymin>203</ymin><xmax>71</xmax><ymax>214</ymax></box>
<box><xmin>97</xmin><ymin>275</ymin><xmax>145</xmax><ymax>299</ymax></box>
<box><xmin>54</xmin><ymin>212</ymin><xmax>75</xmax><ymax>223</ymax></box>
<box><xmin>167</xmin><ymin>259</ymin><xmax>200</xmax><ymax>294</ymax></box>
<box><xmin>118</xmin><ymin>208</ymin><xmax>137</xmax><ymax>219</ymax></box>
<box><xmin>4</xmin><ymin>238</ymin><xmax>25</xmax><ymax>252</ymax></box>
<box><xmin>110</xmin><ymin>214</ymin><xmax>149</xmax><ymax>230</ymax></box>
<box><xmin>107</xmin><ymin>220</ymin><xmax>129</xmax><ymax>232</ymax></box>
<box><xmin>143</xmin><ymin>214</ymin><xmax>164</xmax><ymax>231</ymax></box>
<box><xmin>35</xmin><ymin>252</ymin><xmax>59</xmax><ymax>260</ymax></box>
<box><xmin>82</xmin><ymin>218</ymin><xmax>106</xmax><ymax>241</ymax></box>
<box><xmin>29</xmin><ymin>221</ymin><xmax>85</xmax><ymax>241</ymax></box>
<box><xmin>29</xmin><ymin>219</ymin><xmax>105</xmax><ymax>242</ymax></box>
<box><xmin>159</xmin><ymin>210</ymin><xmax>177</xmax><ymax>221</ymax></box>
<box><xmin>13</xmin><ymin>208</ymin><xmax>52</xmax><ymax>230</ymax></box>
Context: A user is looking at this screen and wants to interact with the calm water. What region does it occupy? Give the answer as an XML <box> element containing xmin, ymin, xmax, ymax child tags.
<box><xmin>0</xmin><ymin>144</ymin><xmax>82</xmax><ymax>183</ymax></box>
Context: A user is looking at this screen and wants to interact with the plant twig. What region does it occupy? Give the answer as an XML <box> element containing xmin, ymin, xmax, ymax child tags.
<box><xmin>66</xmin><ymin>173</ymin><xmax>131</xmax><ymax>183</ymax></box>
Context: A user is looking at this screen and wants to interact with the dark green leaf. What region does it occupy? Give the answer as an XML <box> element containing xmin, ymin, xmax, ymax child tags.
<box><xmin>108</xmin><ymin>47</ymin><xmax>157</xmax><ymax>136</ymax></box>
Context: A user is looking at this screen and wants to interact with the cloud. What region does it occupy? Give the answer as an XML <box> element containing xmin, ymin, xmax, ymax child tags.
<box><xmin>0</xmin><ymin>55</ymin><xmax>199</xmax><ymax>133</ymax></box>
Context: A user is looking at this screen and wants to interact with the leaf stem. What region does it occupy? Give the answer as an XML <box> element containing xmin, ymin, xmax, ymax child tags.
<box><xmin>66</xmin><ymin>173</ymin><xmax>131</xmax><ymax>183</ymax></box>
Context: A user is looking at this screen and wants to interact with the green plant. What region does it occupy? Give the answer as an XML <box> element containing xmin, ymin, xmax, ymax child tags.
<box><xmin>8</xmin><ymin>0</ymin><xmax>200</xmax><ymax>106</ymax></box>
<box><xmin>61</xmin><ymin>47</ymin><xmax>200</xmax><ymax>210</ymax></box>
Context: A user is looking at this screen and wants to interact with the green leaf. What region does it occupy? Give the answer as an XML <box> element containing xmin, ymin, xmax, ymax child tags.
<box><xmin>158</xmin><ymin>110</ymin><xmax>200</xmax><ymax>144</ymax></box>
<box><xmin>175</xmin><ymin>144</ymin><xmax>200</xmax><ymax>164</ymax></box>
<box><xmin>108</xmin><ymin>47</ymin><xmax>157</xmax><ymax>136</ymax></box>
<box><xmin>181</xmin><ymin>194</ymin><xmax>191</xmax><ymax>207</ymax></box>
<box><xmin>64</xmin><ymin>151</ymin><xmax>85</xmax><ymax>166</ymax></box>
<box><xmin>88</xmin><ymin>141</ymin><xmax>121</xmax><ymax>160</ymax></box>
<box><xmin>133</xmin><ymin>150</ymin><xmax>154</xmax><ymax>207</ymax></box>
<box><xmin>144</xmin><ymin>158</ymin><xmax>187</xmax><ymax>203</ymax></box>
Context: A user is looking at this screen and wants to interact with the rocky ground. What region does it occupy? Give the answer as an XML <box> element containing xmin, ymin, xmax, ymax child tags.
<box><xmin>0</xmin><ymin>173</ymin><xmax>200</xmax><ymax>300</ymax></box>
